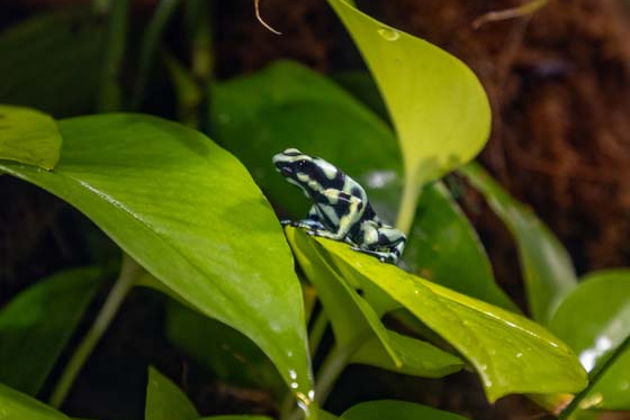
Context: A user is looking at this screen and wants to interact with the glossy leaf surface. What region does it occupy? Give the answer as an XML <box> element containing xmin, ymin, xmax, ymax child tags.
<box><xmin>405</xmin><ymin>182</ymin><xmax>518</xmax><ymax>312</ymax></box>
<box><xmin>0</xmin><ymin>267</ymin><xmax>101</xmax><ymax>395</ymax></box>
<box><xmin>0</xmin><ymin>10</ymin><xmax>103</xmax><ymax>117</ymax></box>
<box><xmin>342</xmin><ymin>400</ymin><xmax>469</xmax><ymax>420</ymax></box>
<box><xmin>288</xmin><ymin>228</ymin><xmax>463</xmax><ymax>378</ymax></box>
<box><xmin>0</xmin><ymin>383</ymin><xmax>70</xmax><ymax>419</ymax></box>
<box><xmin>0</xmin><ymin>105</ymin><xmax>62</xmax><ymax>169</ymax></box>
<box><xmin>145</xmin><ymin>367</ymin><xmax>198</xmax><ymax>420</ymax></box>
<box><xmin>460</xmin><ymin>162</ymin><xmax>577</xmax><ymax>323</ymax></box>
<box><xmin>299</xmin><ymin>230</ymin><xmax>587</xmax><ymax>402</ymax></box>
<box><xmin>550</xmin><ymin>270</ymin><xmax>630</xmax><ymax>410</ymax></box>
<box><xmin>0</xmin><ymin>114</ymin><xmax>312</xmax><ymax>398</ymax></box>
<box><xmin>327</xmin><ymin>0</ymin><xmax>490</xmax><ymax>188</ymax></box>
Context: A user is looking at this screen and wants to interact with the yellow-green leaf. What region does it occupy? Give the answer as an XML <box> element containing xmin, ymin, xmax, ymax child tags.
<box><xmin>302</xmin><ymin>231</ymin><xmax>587</xmax><ymax>402</ymax></box>
<box><xmin>0</xmin><ymin>105</ymin><xmax>62</xmax><ymax>169</ymax></box>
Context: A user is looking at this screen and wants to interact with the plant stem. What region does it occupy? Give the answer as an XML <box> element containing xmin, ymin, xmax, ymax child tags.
<box><xmin>557</xmin><ymin>335</ymin><xmax>630</xmax><ymax>419</ymax></box>
<box><xmin>49</xmin><ymin>254</ymin><xmax>143</xmax><ymax>408</ymax></box>
<box><xmin>97</xmin><ymin>0</ymin><xmax>129</xmax><ymax>112</ymax></box>
<box><xmin>473</xmin><ymin>0</ymin><xmax>549</xmax><ymax>28</ymax></box>
<box><xmin>395</xmin><ymin>179</ymin><xmax>421</xmax><ymax>236</ymax></box>
<box><xmin>313</xmin><ymin>341</ymin><xmax>359</xmax><ymax>405</ymax></box>
<box><xmin>308</xmin><ymin>310</ymin><xmax>329</xmax><ymax>356</ymax></box>
<box><xmin>132</xmin><ymin>0</ymin><xmax>182</xmax><ymax>109</ymax></box>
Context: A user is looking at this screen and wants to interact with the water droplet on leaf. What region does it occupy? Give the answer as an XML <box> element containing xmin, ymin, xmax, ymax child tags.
<box><xmin>377</xmin><ymin>27</ymin><xmax>400</xmax><ymax>41</ymax></box>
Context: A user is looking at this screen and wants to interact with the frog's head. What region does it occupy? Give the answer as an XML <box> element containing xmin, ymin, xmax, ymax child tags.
<box><xmin>273</xmin><ymin>148</ymin><xmax>340</xmax><ymax>196</ymax></box>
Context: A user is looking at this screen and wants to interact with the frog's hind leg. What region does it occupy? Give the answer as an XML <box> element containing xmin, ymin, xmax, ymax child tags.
<box><xmin>352</xmin><ymin>223</ymin><xmax>406</xmax><ymax>264</ymax></box>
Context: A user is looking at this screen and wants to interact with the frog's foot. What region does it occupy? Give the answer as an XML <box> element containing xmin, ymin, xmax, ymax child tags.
<box><xmin>351</xmin><ymin>247</ymin><xmax>398</xmax><ymax>264</ymax></box>
<box><xmin>280</xmin><ymin>219</ymin><xmax>294</xmax><ymax>226</ymax></box>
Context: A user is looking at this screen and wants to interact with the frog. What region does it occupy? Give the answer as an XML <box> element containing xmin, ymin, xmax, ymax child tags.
<box><xmin>273</xmin><ymin>148</ymin><xmax>406</xmax><ymax>264</ymax></box>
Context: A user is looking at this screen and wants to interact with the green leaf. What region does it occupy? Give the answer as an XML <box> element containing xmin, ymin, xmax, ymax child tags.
<box><xmin>0</xmin><ymin>382</ymin><xmax>70</xmax><ymax>420</ymax></box>
<box><xmin>287</xmin><ymin>228</ymin><xmax>463</xmax><ymax>378</ymax></box>
<box><xmin>0</xmin><ymin>267</ymin><xmax>102</xmax><ymax>395</ymax></box>
<box><xmin>0</xmin><ymin>105</ymin><xmax>62</xmax><ymax>170</ymax></box>
<box><xmin>211</xmin><ymin>60</ymin><xmax>402</xmax><ymax>223</ymax></box>
<box><xmin>327</xmin><ymin>0</ymin><xmax>491</xmax><ymax>232</ymax></box>
<box><xmin>405</xmin><ymin>182</ymin><xmax>518</xmax><ymax>312</ymax></box>
<box><xmin>0</xmin><ymin>114</ymin><xmax>312</xmax><ymax>399</ymax></box>
<box><xmin>198</xmin><ymin>417</ymin><xmax>273</xmax><ymax>420</ymax></box>
<box><xmin>165</xmin><ymin>299</ymin><xmax>285</xmax><ymax>397</ymax></box>
<box><xmin>341</xmin><ymin>400</ymin><xmax>469</xmax><ymax>420</ymax></box>
<box><xmin>300</xmin><ymin>230</ymin><xmax>587</xmax><ymax>402</ymax></box>
<box><xmin>145</xmin><ymin>367</ymin><xmax>198</xmax><ymax>420</ymax></box>
<box><xmin>212</xmin><ymin>61</ymin><xmax>510</xmax><ymax>310</ymax></box>
<box><xmin>0</xmin><ymin>10</ymin><xmax>104</xmax><ymax>117</ymax></box>
<box><xmin>549</xmin><ymin>270</ymin><xmax>630</xmax><ymax>410</ymax></box>
<box><xmin>460</xmin><ymin>162</ymin><xmax>577</xmax><ymax>324</ymax></box>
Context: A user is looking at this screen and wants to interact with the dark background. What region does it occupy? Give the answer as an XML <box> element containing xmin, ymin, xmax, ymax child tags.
<box><xmin>1</xmin><ymin>1</ymin><xmax>629</xmax><ymax>419</ymax></box>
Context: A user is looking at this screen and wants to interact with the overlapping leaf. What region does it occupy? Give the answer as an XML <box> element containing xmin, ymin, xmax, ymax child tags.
<box><xmin>0</xmin><ymin>10</ymin><xmax>103</xmax><ymax>117</ymax></box>
<box><xmin>145</xmin><ymin>367</ymin><xmax>199</xmax><ymax>420</ymax></box>
<box><xmin>0</xmin><ymin>113</ymin><xmax>312</xmax><ymax>399</ymax></box>
<box><xmin>342</xmin><ymin>400</ymin><xmax>469</xmax><ymax>420</ymax></box>
<box><xmin>460</xmin><ymin>162</ymin><xmax>577</xmax><ymax>323</ymax></box>
<box><xmin>288</xmin><ymin>228</ymin><xmax>463</xmax><ymax>378</ymax></box>
<box><xmin>0</xmin><ymin>105</ymin><xmax>62</xmax><ymax>169</ymax></box>
<box><xmin>327</xmin><ymin>0</ymin><xmax>491</xmax><ymax>232</ymax></box>
<box><xmin>0</xmin><ymin>267</ymin><xmax>102</xmax><ymax>395</ymax></box>
<box><xmin>550</xmin><ymin>270</ymin><xmax>630</xmax><ymax>411</ymax></box>
<box><xmin>296</xmin><ymin>231</ymin><xmax>587</xmax><ymax>402</ymax></box>
<box><xmin>0</xmin><ymin>383</ymin><xmax>70</xmax><ymax>420</ymax></box>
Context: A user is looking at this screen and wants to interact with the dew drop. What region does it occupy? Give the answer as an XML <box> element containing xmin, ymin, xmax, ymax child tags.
<box><xmin>290</xmin><ymin>381</ymin><xmax>299</xmax><ymax>389</ymax></box>
<box><xmin>515</xmin><ymin>352</ymin><xmax>523</xmax><ymax>358</ymax></box>
<box><xmin>377</xmin><ymin>27</ymin><xmax>400</xmax><ymax>41</ymax></box>
<box><xmin>289</xmin><ymin>369</ymin><xmax>298</xmax><ymax>380</ymax></box>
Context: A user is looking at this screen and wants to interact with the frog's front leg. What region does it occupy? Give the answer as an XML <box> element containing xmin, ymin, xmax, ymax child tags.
<box><xmin>306</xmin><ymin>189</ymin><xmax>364</xmax><ymax>241</ymax></box>
<box><xmin>281</xmin><ymin>206</ymin><xmax>326</xmax><ymax>230</ymax></box>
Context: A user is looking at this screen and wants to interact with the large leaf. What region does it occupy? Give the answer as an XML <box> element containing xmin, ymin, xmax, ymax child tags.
<box><xmin>296</xmin><ymin>230</ymin><xmax>587</xmax><ymax>402</ymax></box>
<box><xmin>288</xmin><ymin>228</ymin><xmax>463</xmax><ymax>378</ymax></box>
<box><xmin>0</xmin><ymin>114</ymin><xmax>312</xmax><ymax>399</ymax></box>
<box><xmin>549</xmin><ymin>270</ymin><xmax>630</xmax><ymax>410</ymax></box>
<box><xmin>145</xmin><ymin>367</ymin><xmax>198</xmax><ymax>420</ymax></box>
<box><xmin>198</xmin><ymin>417</ymin><xmax>272</xmax><ymax>420</ymax></box>
<box><xmin>0</xmin><ymin>105</ymin><xmax>62</xmax><ymax>169</ymax></box>
<box><xmin>405</xmin><ymin>182</ymin><xmax>518</xmax><ymax>312</ymax></box>
<box><xmin>327</xmin><ymin>0</ymin><xmax>491</xmax><ymax>232</ymax></box>
<box><xmin>342</xmin><ymin>400</ymin><xmax>469</xmax><ymax>420</ymax></box>
<box><xmin>0</xmin><ymin>267</ymin><xmax>101</xmax><ymax>395</ymax></box>
<box><xmin>165</xmin><ymin>300</ymin><xmax>285</xmax><ymax>397</ymax></box>
<box><xmin>0</xmin><ymin>383</ymin><xmax>70</xmax><ymax>420</ymax></box>
<box><xmin>460</xmin><ymin>162</ymin><xmax>577</xmax><ymax>323</ymax></box>
<box><xmin>211</xmin><ymin>61</ymin><xmax>510</xmax><ymax>309</ymax></box>
<box><xmin>0</xmin><ymin>10</ymin><xmax>103</xmax><ymax>117</ymax></box>
<box><xmin>211</xmin><ymin>60</ymin><xmax>402</xmax><ymax>222</ymax></box>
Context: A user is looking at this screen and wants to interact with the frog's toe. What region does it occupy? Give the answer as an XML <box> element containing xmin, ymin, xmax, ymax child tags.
<box><xmin>280</xmin><ymin>219</ymin><xmax>293</xmax><ymax>226</ymax></box>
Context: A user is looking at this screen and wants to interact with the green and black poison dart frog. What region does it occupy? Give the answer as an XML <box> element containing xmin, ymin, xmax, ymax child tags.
<box><xmin>273</xmin><ymin>148</ymin><xmax>406</xmax><ymax>264</ymax></box>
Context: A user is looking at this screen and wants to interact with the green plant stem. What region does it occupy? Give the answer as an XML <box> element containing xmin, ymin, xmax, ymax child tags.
<box><xmin>97</xmin><ymin>0</ymin><xmax>129</xmax><ymax>112</ymax></box>
<box><xmin>308</xmin><ymin>311</ymin><xmax>329</xmax><ymax>356</ymax></box>
<box><xmin>314</xmin><ymin>341</ymin><xmax>360</xmax><ymax>405</ymax></box>
<box><xmin>132</xmin><ymin>0</ymin><xmax>182</xmax><ymax>109</ymax></box>
<box><xmin>49</xmin><ymin>254</ymin><xmax>143</xmax><ymax>408</ymax></box>
<box><xmin>396</xmin><ymin>179</ymin><xmax>421</xmax><ymax>235</ymax></box>
<box><xmin>557</xmin><ymin>335</ymin><xmax>630</xmax><ymax>419</ymax></box>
